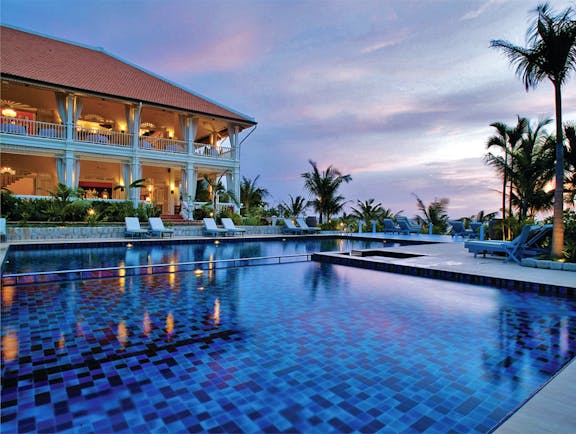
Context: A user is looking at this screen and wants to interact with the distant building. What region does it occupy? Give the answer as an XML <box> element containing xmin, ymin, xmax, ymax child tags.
<box><xmin>0</xmin><ymin>25</ymin><xmax>256</xmax><ymax>216</ymax></box>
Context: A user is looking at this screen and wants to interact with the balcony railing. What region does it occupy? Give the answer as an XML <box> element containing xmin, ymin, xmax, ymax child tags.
<box><xmin>0</xmin><ymin>117</ymin><xmax>66</xmax><ymax>139</ymax></box>
<box><xmin>1</xmin><ymin>117</ymin><xmax>235</xmax><ymax>160</ymax></box>
<box><xmin>76</xmin><ymin>127</ymin><xmax>132</xmax><ymax>147</ymax></box>
<box><xmin>139</xmin><ymin>136</ymin><xmax>186</xmax><ymax>153</ymax></box>
<box><xmin>193</xmin><ymin>143</ymin><xmax>234</xmax><ymax>159</ymax></box>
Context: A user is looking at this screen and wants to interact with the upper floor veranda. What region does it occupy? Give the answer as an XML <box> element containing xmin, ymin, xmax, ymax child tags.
<box><xmin>0</xmin><ymin>78</ymin><xmax>254</xmax><ymax>166</ymax></box>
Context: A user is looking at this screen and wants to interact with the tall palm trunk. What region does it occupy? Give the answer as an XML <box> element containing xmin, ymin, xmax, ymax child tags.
<box><xmin>502</xmin><ymin>151</ymin><xmax>508</xmax><ymax>239</ymax></box>
<box><xmin>551</xmin><ymin>81</ymin><xmax>564</xmax><ymax>258</ymax></box>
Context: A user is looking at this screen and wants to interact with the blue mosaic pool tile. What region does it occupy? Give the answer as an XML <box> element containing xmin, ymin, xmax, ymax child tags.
<box><xmin>2</xmin><ymin>260</ymin><xmax>576</xmax><ymax>433</ymax></box>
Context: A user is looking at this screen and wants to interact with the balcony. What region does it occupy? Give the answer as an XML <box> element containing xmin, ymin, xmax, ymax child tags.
<box><xmin>1</xmin><ymin>116</ymin><xmax>235</xmax><ymax>160</ymax></box>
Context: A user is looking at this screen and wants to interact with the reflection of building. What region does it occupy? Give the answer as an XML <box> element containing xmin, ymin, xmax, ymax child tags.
<box><xmin>0</xmin><ymin>26</ymin><xmax>256</xmax><ymax>215</ymax></box>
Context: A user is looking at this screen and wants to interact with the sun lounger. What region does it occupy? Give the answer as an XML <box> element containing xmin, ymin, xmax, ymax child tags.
<box><xmin>125</xmin><ymin>217</ymin><xmax>150</xmax><ymax>238</ymax></box>
<box><xmin>282</xmin><ymin>218</ymin><xmax>306</xmax><ymax>234</ymax></box>
<box><xmin>464</xmin><ymin>224</ymin><xmax>546</xmax><ymax>263</ymax></box>
<box><xmin>221</xmin><ymin>218</ymin><xmax>246</xmax><ymax>236</ymax></box>
<box><xmin>296</xmin><ymin>218</ymin><xmax>321</xmax><ymax>233</ymax></box>
<box><xmin>203</xmin><ymin>218</ymin><xmax>227</xmax><ymax>236</ymax></box>
<box><xmin>396</xmin><ymin>216</ymin><xmax>421</xmax><ymax>234</ymax></box>
<box><xmin>383</xmin><ymin>218</ymin><xmax>409</xmax><ymax>234</ymax></box>
<box><xmin>450</xmin><ymin>220</ymin><xmax>475</xmax><ymax>238</ymax></box>
<box><xmin>148</xmin><ymin>217</ymin><xmax>174</xmax><ymax>238</ymax></box>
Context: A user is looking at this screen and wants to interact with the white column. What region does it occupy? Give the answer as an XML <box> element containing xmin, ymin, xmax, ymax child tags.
<box><xmin>132</xmin><ymin>103</ymin><xmax>142</xmax><ymax>150</ymax></box>
<box><xmin>186</xmin><ymin>163</ymin><xmax>197</xmax><ymax>201</ymax></box>
<box><xmin>66</xmin><ymin>94</ymin><xmax>74</xmax><ymax>143</ymax></box>
<box><xmin>226</xmin><ymin>168</ymin><xmax>240</xmax><ymax>212</ymax></box>
<box><xmin>65</xmin><ymin>150</ymin><xmax>75</xmax><ymax>188</ymax></box>
<box><xmin>227</xmin><ymin>124</ymin><xmax>239</xmax><ymax>160</ymax></box>
<box><xmin>130</xmin><ymin>157</ymin><xmax>142</xmax><ymax>207</ymax></box>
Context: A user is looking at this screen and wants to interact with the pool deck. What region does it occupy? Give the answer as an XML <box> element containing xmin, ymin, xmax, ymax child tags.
<box><xmin>1</xmin><ymin>232</ymin><xmax>574</xmax><ymax>432</ymax></box>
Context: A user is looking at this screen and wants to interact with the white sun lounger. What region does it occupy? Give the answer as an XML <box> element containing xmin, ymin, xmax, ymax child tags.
<box><xmin>148</xmin><ymin>217</ymin><xmax>174</xmax><ymax>238</ymax></box>
<box><xmin>125</xmin><ymin>217</ymin><xmax>150</xmax><ymax>238</ymax></box>
<box><xmin>203</xmin><ymin>218</ymin><xmax>227</xmax><ymax>236</ymax></box>
<box><xmin>221</xmin><ymin>218</ymin><xmax>246</xmax><ymax>236</ymax></box>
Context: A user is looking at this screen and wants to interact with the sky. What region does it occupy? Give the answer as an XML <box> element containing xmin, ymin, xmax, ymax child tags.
<box><xmin>2</xmin><ymin>0</ymin><xmax>575</xmax><ymax>218</ymax></box>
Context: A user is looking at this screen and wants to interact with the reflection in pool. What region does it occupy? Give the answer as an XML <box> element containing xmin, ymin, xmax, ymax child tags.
<box><xmin>1</xmin><ymin>259</ymin><xmax>575</xmax><ymax>433</ymax></box>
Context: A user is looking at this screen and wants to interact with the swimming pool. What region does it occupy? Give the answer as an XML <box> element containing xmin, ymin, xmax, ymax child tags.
<box><xmin>3</xmin><ymin>237</ymin><xmax>390</xmax><ymax>274</ymax></box>
<box><xmin>1</xmin><ymin>243</ymin><xmax>575</xmax><ymax>432</ymax></box>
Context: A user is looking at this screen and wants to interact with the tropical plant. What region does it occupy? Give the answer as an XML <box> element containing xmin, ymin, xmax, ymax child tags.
<box><xmin>413</xmin><ymin>194</ymin><xmax>450</xmax><ymax>234</ymax></box>
<box><xmin>485</xmin><ymin>117</ymin><xmax>528</xmax><ymax>229</ymax></box>
<box><xmin>278</xmin><ymin>195</ymin><xmax>308</xmax><ymax>218</ymax></box>
<box><xmin>564</xmin><ymin>124</ymin><xmax>576</xmax><ymax>205</ymax></box>
<box><xmin>491</xmin><ymin>2</ymin><xmax>576</xmax><ymax>258</ymax></box>
<box><xmin>350</xmin><ymin>199</ymin><xmax>384</xmax><ymax>225</ymax></box>
<box><xmin>45</xmin><ymin>183</ymin><xmax>84</xmax><ymax>222</ymax></box>
<box><xmin>486</xmin><ymin>118</ymin><xmax>555</xmax><ymax>221</ymax></box>
<box><xmin>202</xmin><ymin>175</ymin><xmax>239</xmax><ymax>211</ymax></box>
<box><xmin>301</xmin><ymin>160</ymin><xmax>352</xmax><ymax>224</ymax></box>
<box><xmin>240</xmin><ymin>175</ymin><xmax>269</xmax><ymax>216</ymax></box>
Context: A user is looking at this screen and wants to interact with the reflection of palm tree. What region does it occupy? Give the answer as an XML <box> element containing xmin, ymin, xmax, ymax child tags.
<box><xmin>304</xmin><ymin>262</ymin><xmax>342</xmax><ymax>300</ymax></box>
<box><xmin>301</xmin><ymin>160</ymin><xmax>352</xmax><ymax>224</ymax></box>
<box><xmin>491</xmin><ymin>3</ymin><xmax>576</xmax><ymax>258</ymax></box>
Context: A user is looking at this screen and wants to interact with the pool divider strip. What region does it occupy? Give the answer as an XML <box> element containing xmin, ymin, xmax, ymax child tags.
<box><xmin>1</xmin><ymin>253</ymin><xmax>312</xmax><ymax>286</ymax></box>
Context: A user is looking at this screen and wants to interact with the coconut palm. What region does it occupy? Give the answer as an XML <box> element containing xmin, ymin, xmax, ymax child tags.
<box><xmin>564</xmin><ymin>124</ymin><xmax>576</xmax><ymax>205</ymax></box>
<box><xmin>350</xmin><ymin>199</ymin><xmax>384</xmax><ymax>225</ymax></box>
<box><xmin>486</xmin><ymin>117</ymin><xmax>528</xmax><ymax>220</ymax></box>
<box><xmin>486</xmin><ymin>118</ymin><xmax>555</xmax><ymax>220</ymax></box>
<box><xmin>202</xmin><ymin>175</ymin><xmax>239</xmax><ymax>211</ymax></box>
<box><xmin>278</xmin><ymin>195</ymin><xmax>308</xmax><ymax>218</ymax></box>
<box><xmin>301</xmin><ymin>160</ymin><xmax>352</xmax><ymax>224</ymax></box>
<box><xmin>413</xmin><ymin>194</ymin><xmax>450</xmax><ymax>234</ymax></box>
<box><xmin>491</xmin><ymin>2</ymin><xmax>576</xmax><ymax>258</ymax></box>
<box><xmin>509</xmin><ymin>119</ymin><xmax>555</xmax><ymax>219</ymax></box>
<box><xmin>240</xmin><ymin>175</ymin><xmax>269</xmax><ymax>216</ymax></box>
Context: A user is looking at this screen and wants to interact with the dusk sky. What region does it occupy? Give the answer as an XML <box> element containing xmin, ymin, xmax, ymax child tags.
<box><xmin>2</xmin><ymin>0</ymin><xmax>575</xmax><ymax>218</ymax></box>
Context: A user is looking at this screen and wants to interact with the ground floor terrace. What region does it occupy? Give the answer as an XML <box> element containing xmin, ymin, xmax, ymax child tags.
<box><xmin>1</xmin><ymin>153</ymin><xmax>237</xmax><ymax>215</ymax></box>
<box><xmin>0</xmin><ymin>233</ymin><xmax>574</xmax><ymax>433</ymax></box>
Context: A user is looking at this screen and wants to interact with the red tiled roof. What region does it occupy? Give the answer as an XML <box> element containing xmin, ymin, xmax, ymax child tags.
<box><xmin>0</xmin><ymin>26</ymin><xmax>255</xmax><ymax>124</ymax></box>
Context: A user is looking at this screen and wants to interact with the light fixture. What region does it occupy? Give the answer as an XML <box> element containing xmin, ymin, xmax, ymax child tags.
<box><xmin>0</xmin><ymin>167</ymin><xmax>16</xmax><ymax>175</ymax></box>
<box><xmin>1</xmin><ymin>108</ymin><xmax>17</xmax><ymax>118</ymax></box>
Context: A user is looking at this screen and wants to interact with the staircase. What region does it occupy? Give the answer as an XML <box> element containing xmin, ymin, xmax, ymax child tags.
<box><xmin>160</xmin><ymin>214</ymin><xmax>198</xmax><ymax>225</ymax></box>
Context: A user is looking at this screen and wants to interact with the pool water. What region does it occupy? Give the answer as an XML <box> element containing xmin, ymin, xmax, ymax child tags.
<box><xmin>4</xmin><ymin>238</ymin><xmax>388</xmax><ymax>273</ymax></box>
<box><xmin>2</xmin><ymin>258</ymin><xmax>575</xmax><ymax>433</ymax></box>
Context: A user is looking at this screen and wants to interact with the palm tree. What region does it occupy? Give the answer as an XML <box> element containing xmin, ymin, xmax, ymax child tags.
<box><xmin>509</xmin><ymin>119</ymin><xmax>555</xmax><ymax>219</ymax></box>
<box><xmin>278</xmin><ymin>195</ymin><xmax>308</xmax><ymax>218</ymax></box>
<box><xmin>564</xmin><ymin>124</ymin><xmax>576</xmax><ymax>205</ymax></box>
<box><xmin>202</xmin><ymin>175</ymin><xmax>239</xmax><ymax>212</ymax></box>
<box><xmin>485</xmin><ymin>117</ymin><xmax>528</xmax><ymax>238</ymax></box>
<box><xmin>301</xmin><ymin>160</ymin><xmax>352</xmax><ymax>224</ymax></box>
<box><xmin>491</xmin><ymin>2</ymin><xmax>576</xmax><ymax>258</ymax></box>
<box><xmin>485</xmin><ymin>118</ymin><xmax>555</xmax><ymax>220</ymax></box>
<box><xmin>350</xmin><ymin>199</ymin><xmax>384</xmax><ymax>225</ymax></box>
<box><xmin>413</xmin><ymin>194</ymin><xmax>450</xmax><ymax>234</ymax></box>
<box><xmin>240</xmin><ymin>175</ymin><xmax>269</xmax><ymax>216</ymax></box>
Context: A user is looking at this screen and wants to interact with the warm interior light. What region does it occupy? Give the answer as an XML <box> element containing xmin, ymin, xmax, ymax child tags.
<box><xmin>1</xmin><ymin>167</ymin><xmax>16</xmax><ymax>175</ymax></box>
<box><xmin>1</xmin><ymin>108</ymin><xmax>17</xmax><ymax>117</ymax></box>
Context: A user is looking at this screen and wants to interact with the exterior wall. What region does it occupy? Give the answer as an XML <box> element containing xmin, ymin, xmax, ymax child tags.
<box><xmin>6</xmin><ymin>225</ymin><xmax>284</xmax><ymax>241</ymax></box>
